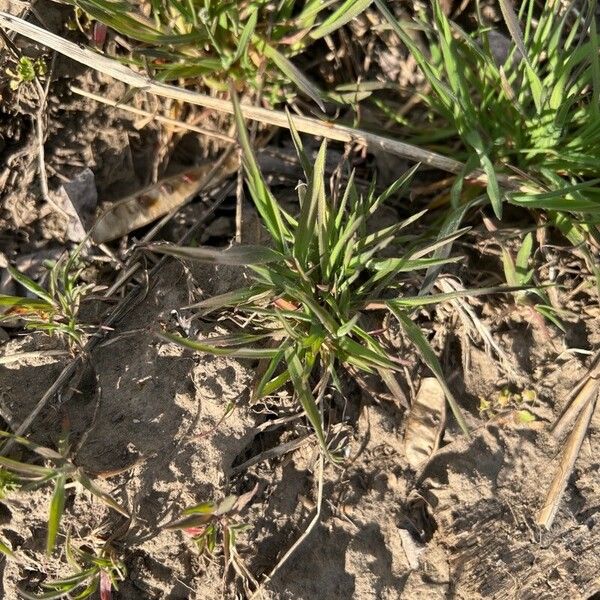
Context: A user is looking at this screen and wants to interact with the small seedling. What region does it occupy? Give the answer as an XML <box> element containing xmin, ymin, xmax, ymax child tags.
<box><xmin>5</xmin><ymin>56</ymin><xmax>46</xmax><ymax>90</ymax></box>
<box><xmin>479</xmin><ymin>388</ymin><xmax>537</xmax><ymax>423</ymax></box>
<box><xmin>0</xmin><ymin>431</ymin><xmax>129</xmax><ymax>556</ymax></box>
<box><xmin>501</xmin><ymin>232</ymin><xmax>564</xmax><ymax>330</ymax></box>
<box><xmin>18</xmin><ymin>536</ymin><xmax>126</xmax><ymax>600</ymax></box>
<box><xmin>166</xmin><ymin>486</ymin><xmax>257</xmax><ymax>584</ymax></box>
<box><xmin>1</xmin><ymin>252</ymin><xmax>95</xmax><ymax>348</ymax></box>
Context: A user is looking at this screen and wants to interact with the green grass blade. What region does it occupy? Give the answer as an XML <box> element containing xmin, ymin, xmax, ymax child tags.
<box><xmin>261</xmin><ymin>43</ymin><xmax>324</xmax><ymax>111</ymax></box>
<box><xmin>158</xmin><ymin>331</ymin><xmax>280</xmax><ymax>359</ymax></box>
<box><xmin>47</xmin><ymin>473</ymin><xmax>66</xmax><ymax>555</ymax></box>
<box><xmin>285</xmin><ymin>345</ymin><xmax>330</xmax><ymax>456</ymax></box>
<box><xmin>231</xmin><ymin>9</ymin><xmax>257</xmax><ymax>64</ymax></box>
<box><xmin>498</xmin><ymin>0</ymin><xmax>543</xmax><ymax>112</ymax></box>
<box><xmin>310</xmin><ymin>0</ymin><xmax>372</xmax><ymax>39</ymax></box>
<box><xmin>387</xmin><ymin>306</ymin><xmax>469</xmax><ymax>435</ymax></box>
<box><xmin>7</xmin><ymin>266</ymin><xmax>54</xmax><ymax>305</ymax></box>
<box><xmin>231</xmin><ymin>90</ymin><xmax>290</xmax><ymax>249</ymax></box>
<box><xmin>146</xmin><ymin>243</ymin><xmax>284</xmax><ymax>265</ymax></box>
<box><xmin>294</xmin><ymin>140</ymin><xmax>327</xmax><ymax>267</ymax></box>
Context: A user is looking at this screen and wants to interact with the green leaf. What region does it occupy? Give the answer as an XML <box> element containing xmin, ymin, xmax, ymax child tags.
<box><xmin>294</xmin><ymin>139</ymin><xmax>327</xmax><ymax>267</ymax></box>
<box><xmin>515</xmin><ymin>232</ymin><xmax>533</xmax><ymax>279</ymax></box>
<box><xmin>231</xmin><ymin>90</ymin><xmax>290</xmax><ymax>249</ymax></box>
<box><xmin>47</xmin><ymin>473</ymin><xmax>66</xmax><ymax>555</ymax></box>
<box><xmin>231</xmin><ymin>9</ymin><xmax>257</xmax><ymax>64</ymax></box>
<box><xmin>0</xmin><ymin>456</ymin><xmax>54</xmax><ymax>478</ymax></box>
<box><xmin>261</xmin><ymin>43</ymin><xmax>324</xmax><ymax>111</ymax></box>
<box><xmin>0</xmin><ymin>537</ymin><xmax>13</xmax><ymax>557</ymax></box>
<box><xmin>285</xmin><ymin>345</ymin><xmax>330</xmax><ymax>456</ymax></box>
<box><xmin>7</xmin><ymin>266</ymin><xmax>54</xmax><ymax>305</ymax></box>
<box><xmin>387</xmin><ymin>306</ymin><xmax>469</xmax><ymax>436</ymax></box>
<box><xmin>146</xmin><ymin>244</ymin><xmax>283</xmax><ymax>265</ymax></box>
<box><xmin>158</xmin><ymin>331</ymin><xmax>280</xmax><ymax>359</ymax></box>
<box><xmin>498</xmin><ymin>0</ymin><xmax>543</xmax><ymax>112</ymax></box>
<box><xmin>311</xmin><ymin>0</ymin><xmax>373</xmax><ymax>40</ymax></box>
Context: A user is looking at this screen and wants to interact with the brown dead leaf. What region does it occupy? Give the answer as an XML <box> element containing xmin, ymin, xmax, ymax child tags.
<box><xmin>404</xmin><ymin>377</ymin><xmax>446</xmax><ymax>469</ymax></box>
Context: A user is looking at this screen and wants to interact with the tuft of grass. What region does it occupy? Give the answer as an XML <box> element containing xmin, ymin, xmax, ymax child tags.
<box><xmin>0</xmin><ymin>431</ymin><xmax>129</xmax><ymax>556</ymax></box>
<box><xmin>149</xmin><ymin>90</ymin><xmax>476</xmax><ymax>455</ymax></box>
<box><xmin>1</xmin><ymin>252</ymin><xmax>94</xmax><ymax>349</ymax></box>
<box><xmin>376</xmin><ymin>0</ymin><xmax>600</xmax><ymax>236</ymax></box>
<box><xmin>62</xmin><ymin>0</ymin><xmax>366</xmax><ymax>107</ymax></box>
<box><xmin>18</xmin><ymin>537</ymin><xmax>126</xmax><ymax>600</ymax></box>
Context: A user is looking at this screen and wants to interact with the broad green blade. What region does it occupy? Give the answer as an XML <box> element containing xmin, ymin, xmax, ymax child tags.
<box><xmin>294</xmin><ymin>139</ymin><xmax>327</xmax><ymax>267</ymax></box>
<box><xmin>285</xmin><ymin>345</ymin><xmax>330</xmax><ymax>456</ymax></box>
<box><xmin>7</xmin><ymin>266</ymin><xmax>54</xmax><ymax>305</ymax></box>
<box><xmin>231</xmin><ymin>9</ymin><xmax>257</xmax><ymax>64</ymax></box>
<box><xmin>261</xmin><ymin>43</ymin><xmax>324</xmax><ymax>111</ymax></box>
<box><xmin>231</xmin><ymin>90</ymin><xmax>290</xmax><ymax>249</ymax></box>
<box><xmin>0</xmin><ymin>456</ymin><xmax>54</xmax><ymax>477</ymax></box>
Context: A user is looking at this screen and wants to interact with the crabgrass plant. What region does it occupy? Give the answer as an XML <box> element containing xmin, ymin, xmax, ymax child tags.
<box><xmin>0</xmin><ymin>252</ymin><xmax>94</xmax><ymax>349</ymax></box>
<box><xmin>64</xmin><ymin>0</ymin><xmax>369</xmax><ymax>107</ymax></box>
<box><xmin>376</xmin><ymin>0</ymin><xmax>600</xmax><ymax>243</ymax></box>
<box><xmin>0</xmin><ymin>431</ymin><xmax>129</xmax><ymax>556</ymax></box>
<box><xmin>148</xmin><ymin>92</ymin><xmax>486</xmax><ymax>457</ymax></box>
<box><xmin>19</xmin><ymin>537</ymin><xmax>126</xmax><ymax>600</ymax></box>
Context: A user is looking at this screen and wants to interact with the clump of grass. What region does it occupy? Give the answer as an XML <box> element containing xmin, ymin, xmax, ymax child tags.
<box><xmin>0</xmin><ymin>431</ymin><xmax>129</xmax><ymax>556</ymax></box>
<box><xmin>19</xmin><ymin>537</ymin><xmax>126</xmax><ymax>600</ymax></box>
<box><xmin>376</xmin><ymin>0</ymin><xmax>600</xmax><ymax>236</ymax></box>
<box><xmin>149</xmin><ymin>92</ymin><xmax>481</xmax><ymax>457</ymax></box>
<box><xmin>64</xmin><ymin>0</ymin><xmax>366</xmax><ymax>107</ymax></box>
<box><xmin>1</xmin><ymin>252</ymin><xmax>94</xmax><ymax>349</ymax></box>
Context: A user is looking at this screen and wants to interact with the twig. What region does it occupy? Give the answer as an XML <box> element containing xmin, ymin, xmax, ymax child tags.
<box><xmin>69</xmin><ymin>86</ymin><xmax>235</xmax><ymax>144</ymax></box>
<box><xmin>102</xmin><ymin>152</ymin><xmax>237</xmax><ymax>299</ymax></box>
<box><xmin>551</xmin><ymin>352</ymin><xmax>600</xmax><ymax>441</ymax></box>
<box><xmin>230</xmin><ymin>433</ymin><xmax>313</xmax><ymax>475</ymax></box>
<box><xmin>249</xmin><ymin>454</ymin><xmax>324</xmax><ymax>599</ymax></box>
<box><xmin>536</xmin><ymin>391</ymin><xmax>597</xmax><ymax>529</ymax></box>
<box><xmin>235</xmin><ymin>149</ymin><xmax>243</xmax><ymax>243</ymax></box>
<box><xmin>33</xmin><ymin>53</ymin><xmax>71</xmax><ymax>218</ymax></box>
<box><xmin>0</xmin><ymin>11</ymin><xmax>472</xmax><ymax>176</ymax></box>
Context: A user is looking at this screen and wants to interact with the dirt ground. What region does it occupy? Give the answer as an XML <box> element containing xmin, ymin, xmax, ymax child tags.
<box><xmin>1</xmin><ymin>1</ymin><xmax>600</xmax><ymax>599</ymax></box>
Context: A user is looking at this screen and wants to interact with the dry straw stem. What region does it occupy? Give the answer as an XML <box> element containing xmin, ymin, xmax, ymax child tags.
<box><xmin>0</xmin><ymin>11</ymin><xmax>468</xmax><ymax>174</ymax></box>
<box><xmin>551</xmin><ymin>352</ymin><xmax>600</xmax><ymax>440</ymax></box>
<box><xmin>536</xmin><ymin>391</ymin><xmax>597</xmax><ymax>530</ymax></box>
<box><xmin>70</xmin><ymin>86</ymin><xmax>235</xmax><ymax>144</ymax></box>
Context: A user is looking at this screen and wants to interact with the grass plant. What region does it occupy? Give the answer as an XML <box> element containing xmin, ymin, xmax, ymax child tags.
<box><xmin>148</xmin><ymin>91</ymin><xmax>489</xmax><ymax>456</ymax></box>
<box><xmin>0</xmin><ymin>253</ymin><xmax>94</xmax><ymax>349</ymax></box>
<box><xmin>376</xmin><ymin>0</ymin><xmax>600</xmax><ymax>244</ymax></box>
<box><xmin>63</xmin><ymin>0</ymin><xmax>369</xmax><ymax>107</ymax></box>
<box><xmin>0</xmin><ymin>431</ymin><xmax>129</xmax><ymax>556</ymax></box>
